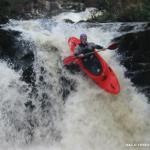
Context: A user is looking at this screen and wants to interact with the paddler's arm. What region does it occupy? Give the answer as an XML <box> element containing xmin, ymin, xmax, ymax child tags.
<box><xmin>94</xmin><ymin>44</ymin><xmax>106</xmax><ymax>51</ymax></box>
<box><xmin>90</xmin><ymin>43</ymin><xmax>106</xmax><ymax>51</ymax></box>
<box><xmin>74</xmin><ymin>45</ymin><xmax>85</xmax><ymax>57</ymax></box>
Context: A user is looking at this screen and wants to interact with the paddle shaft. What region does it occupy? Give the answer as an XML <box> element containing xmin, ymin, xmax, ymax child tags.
<box><xmin>76</xmin><ymin>48</ymin><xmax>106</xmax><ymax>58</ymax></box>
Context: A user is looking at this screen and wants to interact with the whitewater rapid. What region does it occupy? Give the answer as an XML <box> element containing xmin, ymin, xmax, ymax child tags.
<box><xmin>1</xmin><ymin>10</ymin><xmax>150</xmax><ymax>150</ymax></box>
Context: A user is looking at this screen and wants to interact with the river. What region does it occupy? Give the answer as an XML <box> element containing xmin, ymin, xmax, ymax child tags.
<box><xmin>0</xmin><ymin>9</ymin><xmax>150</xmax><ymax>150</ymax></box>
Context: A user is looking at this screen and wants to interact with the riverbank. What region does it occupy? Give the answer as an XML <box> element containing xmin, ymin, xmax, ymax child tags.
<box><xmin>0</xmin><ymin>0</ymin><xmax>150</xmax><ymax>22</ymax></box>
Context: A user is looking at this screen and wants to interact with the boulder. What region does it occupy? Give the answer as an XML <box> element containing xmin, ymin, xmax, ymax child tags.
<box><xmin>115</xmin><ymin>30</ymin><xmax>150</xmax><ymax>100</ymax></box>
<box><xmin>0</xmin><ymin>29</ymin><xmax>35</xmax><ymax>84</ymax></box>
<box><xmin>0</xmin><ymin>15</ymin><xmax>9</xmax><ymax>24</ymax></box>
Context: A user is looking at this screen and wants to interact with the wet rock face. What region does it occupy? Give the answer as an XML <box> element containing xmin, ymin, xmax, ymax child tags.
<box><xmin>60</xmin><ymin>1</ymin><xmax>85</xmax><ymax>12</ymax></box>
<box><xmin>116</xmin><ymin>30</ymin><xmax>150</xmax><ymax>99</ymax></box>
<box><xmin>82</xmin><ymin>0</ymin><xmax>100</xmax><ymax>8</ymax></box>
<box><xmin>0</xmin><ymin>29</ymin><xmax>20</xmax><ymax>60</ymax></box>
<box><xmin>0</xmin><ymin>0</ymin><xmax>86</xmax><ymax>19</ymax></box>
<box><xmin>0</xmin><ymin>15</ymin><xmax>9</xmax><ymax>24</ymax></box>
<box><xmin>0</xmin><ymin>0</ymin><xmax>100</xmax><ymax>20</ymax></box>
<box><xmin>0</xmin><ymin>29</ymin><xmax>35</xmax><ymax>84</ymax></box>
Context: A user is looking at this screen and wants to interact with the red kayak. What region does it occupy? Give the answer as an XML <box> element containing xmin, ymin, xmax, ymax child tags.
<box><xmin>65</xmin><ymin>37</ymin><xmax>120</xmax><ymax>95</ymax></box>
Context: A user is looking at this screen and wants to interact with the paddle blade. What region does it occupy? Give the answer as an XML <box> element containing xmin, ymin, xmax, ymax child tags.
<box><xmin>63</xmin><ymin>56</ymin><xmax>76</xmax><ymax>65</ymax></box>
<box><xmin>107</xmin><ymin>42</ymin><xmax>118</xmax><ymax>50</ymax></box>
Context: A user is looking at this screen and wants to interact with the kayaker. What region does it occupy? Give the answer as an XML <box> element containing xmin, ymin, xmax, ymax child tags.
<box><xmin>74</xmin><ymin>33</ymin><xmax>106</xmax><ymax>77</ymax></box>
<box><xmin>74</xmin><ymin>33</ymin><xmax>106</xmax><ymax>57</ymax></box>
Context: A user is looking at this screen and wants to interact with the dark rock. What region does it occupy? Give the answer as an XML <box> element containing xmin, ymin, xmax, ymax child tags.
<box><xmin>25</xmin><ymin>101</ymin><xmax>36</xmax><ymax>112</ymax></box>
<box><xmin>64</xmin><ymin>19</ymin><xmax>74</xmax><ymax>24</ymax></box>
<box><xmin>59</xmin><ymin>74</ymin><xmax>77</xmax><ymax>101</ymax></box>
<box><xmin>57</xmin><ymin>64</ymin><xmax>82</xmax><ymax>101</ymax></box>
<box><xmin>115</xmin><ymin>30</ymin><xmax>150</xmax><ymax>101</ymax></box>
<box><xmin>145</xmin><ymin>22</ymin><xmax>150</xmax><ymax>30</ymax></box>
<box><xmin>118</xmin><ymin>24</ymin><xmax>134</xmax><ymax>32</ymax></box>
<box><xmin>0</xmin><ymin>0</ymin><xmax>86</xmax><ymax>19</ymax></box>
<box><xmin>0</xmin><ymin>15</ymin><xmax>9</xmax><ymax>24</ymax></box>
<box><xmin>0</xmin><ymin>29</ymin><xmax>20</xmax><ymax>60</ymax></box>
<box><xmin>64</xmin><ymin>63</ymin><xmax>81</xmax><ymax>73</ymax></box>
<box><xmin>0</xmin><ymin>0</ymin><xmax>102</xmax><ymax>20</ymax></box>
<box><xmin>21</xmin><ymin>65</ymin><xmax>35</xmax><ymax>85</ymax></box>
<box><xmin>0</xmin><ymin>29</ymin><xmax>35</xmax><ymax>85</ymax></box>
<box><xmin>60</xmin><ymin>2</ymin><xmax>86</xmax><ymax>12</ymax></box>
<box><xmin>147</xmin><ymin>22</ymin><xmax>150</xmax><ymax>27</ymax></box>
<box><xmin>83</xmin><ymin>0</ymin><xmax>100</xmax><ymax>8</ymax></box>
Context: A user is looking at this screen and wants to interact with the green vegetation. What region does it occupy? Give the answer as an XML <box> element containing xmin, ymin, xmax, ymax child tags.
<box><xmin>98</xmin><ymin>0</ymin><xmax>150</xmax><ymax>21</ymax></box>
<box><xmin>0</xmin><ymin>0</ymin><xmax>31</xmax><ymax>17</ymax></box>
<box><xmin>0</xmin><ymin>0</ymin><xmax>44</xmax><ymax>19</ymax></box>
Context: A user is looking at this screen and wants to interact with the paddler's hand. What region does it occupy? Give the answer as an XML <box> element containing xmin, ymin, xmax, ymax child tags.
<box><xmin>101</xmin><ymin>48</ymin><xmax>106</xmax><ymax>51</ymax></box>
<box><xmin>78</xmin><ymin>54</ymin><xmax>84</xmax><ymax>57</ymax></box>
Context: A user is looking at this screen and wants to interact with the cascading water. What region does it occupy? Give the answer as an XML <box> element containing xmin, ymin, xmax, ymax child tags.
<box><xmin>0</xmin><ymin>10</ymin><xmax>150</xmax><ymax>150</ymax></box>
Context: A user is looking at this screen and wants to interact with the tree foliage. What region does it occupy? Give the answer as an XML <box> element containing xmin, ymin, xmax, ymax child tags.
<box><xmin>99</xmin><ymin>0</ymin><xmax>150</xmax><ymax>21</ymax></box>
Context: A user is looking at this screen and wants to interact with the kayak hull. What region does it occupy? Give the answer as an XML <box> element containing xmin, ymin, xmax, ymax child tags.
<box><xmin>67</xmin><ymin>37</ymin><xmax>120</xmax><ymax>95</ymax></box>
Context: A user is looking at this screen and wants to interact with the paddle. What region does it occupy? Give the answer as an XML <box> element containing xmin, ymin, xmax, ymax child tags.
<box><xmin>63</xmin><ymin>42</ymin><xmax>118</xmax><ymax>65</ymax></box>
